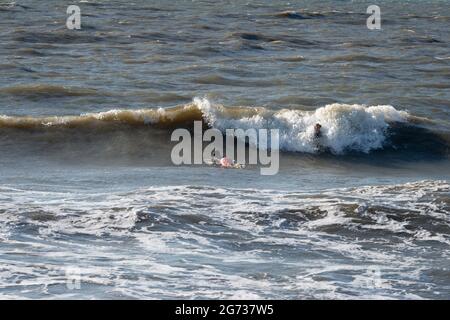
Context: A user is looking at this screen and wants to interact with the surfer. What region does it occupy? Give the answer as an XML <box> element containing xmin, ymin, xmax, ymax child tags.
<box><xmin>211</xmin><ymin>151</ymin><xmax>242</xmax><ymax>169</ymax></box>
<box><xmin>211</xmin><ymin>151</ymin><xmax>231</xmax><ymax>168</ymax></box>
<box><xmin>313</xmin><ymin>123</ymin><xmax>323</xmax><ymax>152</ymax></box>
<box><xmin>219</xmin><ymin>156</ymin><xmax>233</xmax><ymax>168</ymax></box>
<box><xmin>314</xmin><ymin>123</ymin><xmax>322</xmax><ymax>138</ymax></box>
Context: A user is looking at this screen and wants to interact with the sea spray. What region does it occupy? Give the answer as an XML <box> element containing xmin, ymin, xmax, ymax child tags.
<box><xmin>195</xmin><ymin>97</ymin><xmax>409</xmax><ymax>154</ymax></box>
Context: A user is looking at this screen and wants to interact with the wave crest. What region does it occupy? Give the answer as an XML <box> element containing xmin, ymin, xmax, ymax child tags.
<box><xmin>195</xmin><ymin>98</ymin><xmax>409</xmax><ymax>154</ymax></box>
<box><xmin>0</xmin><ymin>98</ymin><xmax>429</xmax><ymax>155</ymax></box>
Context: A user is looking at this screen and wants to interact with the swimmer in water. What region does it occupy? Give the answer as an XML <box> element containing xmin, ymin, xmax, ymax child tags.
<box><xmin>314</xmin><ymin>123</ymin><xmax>322</xmax><ymax>138</ymax></box>
<box><xmin>313</xmin><ymin>123</ymin><xmax>323</xmax><ymax>152</ymax></box>
<box><xmin>219</xmin><ymin>156</ymin><xmax>233</xmax><ymax>168</ymax></box>
<box><xmin>211</xmin><ymin>151</ymin><xmax>244</xmax><ymax>169</ymax></box>
<box><xmin>211</xmin><ymin>151</ymin><xmax>232</xmax><ymax>168</ymax></box>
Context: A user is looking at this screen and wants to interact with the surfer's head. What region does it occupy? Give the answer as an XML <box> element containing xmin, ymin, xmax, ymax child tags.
<box><xmin>314</xmin><ymin>123</ymin><xmax>322</xmax><ymax>137</ymax></box>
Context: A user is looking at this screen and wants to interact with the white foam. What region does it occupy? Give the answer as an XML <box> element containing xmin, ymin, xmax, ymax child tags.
<box><xmin>195</xmin><ymin>97</ymin><xmax>409</xmax><ymax>154</ymax></box>
<box><xmin>0</xmin><ymin>180</ymin><xmax>448</xmax><ymax>299</ymax></box>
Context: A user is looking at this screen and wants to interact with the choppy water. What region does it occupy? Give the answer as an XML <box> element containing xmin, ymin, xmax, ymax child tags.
<box><xmin>0</xmin><ymin>0</ymin><xmax>449</xmax><ymax>299</ymax></box>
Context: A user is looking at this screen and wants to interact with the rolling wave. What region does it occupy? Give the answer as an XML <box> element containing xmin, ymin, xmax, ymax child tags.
<box><xmin>0</xmin><ymin>98</ymin><xmax>448</xmax><ymax>156</ymax></box>
<box><xmin>196</xmin><ymin>98</ymin><xmax>410</xmax><ymax>154</ymax></box>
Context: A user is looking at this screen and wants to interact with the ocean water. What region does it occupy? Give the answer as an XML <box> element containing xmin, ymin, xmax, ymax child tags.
<box><xmin>0</xmin><ymin>0</ymin><xmax>449</xmax><ymax>299</ymax></box>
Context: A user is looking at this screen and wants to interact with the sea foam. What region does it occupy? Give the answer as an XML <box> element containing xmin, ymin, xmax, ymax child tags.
<box><xmin>195</xmin><ymin>97</ymin><xmax>409</xmax><ymax>154</ymax></box>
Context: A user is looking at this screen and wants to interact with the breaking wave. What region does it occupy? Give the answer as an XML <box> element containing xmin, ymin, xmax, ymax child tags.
<box><xmin>196</xmin><ymin>98</ymin><xmax>409</xmax><ymax>154</ymax></box>
<box><xmin>0</xmin><ymin>98</ymin><xmax>447</xmax><ymax>156</ymax></box>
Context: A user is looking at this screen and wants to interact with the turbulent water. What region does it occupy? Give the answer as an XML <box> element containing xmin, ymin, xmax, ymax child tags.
<box><xmin>0</xmin><ymin>0</ymin><xmax>449</xmax><ymax>299</ymax></box>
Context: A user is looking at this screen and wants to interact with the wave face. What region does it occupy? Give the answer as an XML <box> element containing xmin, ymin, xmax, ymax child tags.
<box><xmin>0</xmin><ymin>98</ymin><xmax>448</xmax><ymax>157</ymax></box>
<box><xmin>0</xmin><ymin>104</ymin><xmax>203</xmax><ymax>129</ymax></box>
